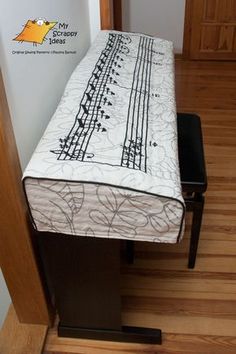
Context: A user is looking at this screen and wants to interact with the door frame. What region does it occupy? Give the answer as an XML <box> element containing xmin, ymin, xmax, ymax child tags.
<box><xmin>183</xmin><ymin>0</ymin><xmax>193</xmax><ymax>59</ymax></box>
<box><xmin>0</xmin><ymin>70</ymin><xmax>52</xmax><ymax>325</ymax></box>
<box><xmin>100</xmin><ymin>0</ymin><xmax>122</xmax><ymax>30</ymax></box>
<box><xmin>100</xmin><ymin>0</ymin><xmax>193</xmax><ymax>59</ymax></box>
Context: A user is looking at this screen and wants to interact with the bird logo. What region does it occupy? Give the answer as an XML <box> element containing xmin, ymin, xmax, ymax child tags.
<box><xmin>13</xmin><ymin>18</ymin><xmax>57</xmax><ymax>45</ymax></box>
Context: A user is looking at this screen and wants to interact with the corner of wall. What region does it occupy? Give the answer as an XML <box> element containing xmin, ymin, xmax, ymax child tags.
<box><xmin>88</xmin><ymin>0</ymin><xmax>100</xmax><ymax>43</ymax></box>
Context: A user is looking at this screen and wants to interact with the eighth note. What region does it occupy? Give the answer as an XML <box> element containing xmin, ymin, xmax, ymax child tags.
<box><xmin>86</xmin><ymin>93</ymin><xmax>92</xmax><ymax>102</ymax></box>
<box><xmin>81</xmin><ymin>105</ymin><xmax>88</xmax><ymax>115</ymax></box>
<box><xmin>78</xmin><ymin>118</ymin><xmax>85</xmax><ymax>128</ymax></box>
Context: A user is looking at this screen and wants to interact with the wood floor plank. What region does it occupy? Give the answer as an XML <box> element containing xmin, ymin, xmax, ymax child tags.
<box><xmin>122</xmin><ymin>276</ymin><xmax>236</xmax><ymax>301</ymax></box>
<box><xmin>44</xmin><ymin>330</ymin><xmax>236</xmax><ymax>354</ymax></box>
<box><xmin>122</xmin><ymin>312</ymin><xmax>236</xmax><ymax>337</ymax></box>
<box><xmin>123</xmin><ymin>296</ymin><xmax>236</xmax><ymax>319</ymax></box>
<box><xmin>44</xmin><ymin>59</ymin><xmax>236</xmax><ymax>352</ymax></box>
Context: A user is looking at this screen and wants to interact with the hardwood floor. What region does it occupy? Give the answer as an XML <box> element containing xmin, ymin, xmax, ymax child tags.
<box><xmin>0</xmin><ymin>305</ymin><xmax>47</xmax><ymax>354</ymax></box>
<box><xmin>44</xmin><ymin>60</ymin><xmax>236</xmax><ymax>353</ymax></box>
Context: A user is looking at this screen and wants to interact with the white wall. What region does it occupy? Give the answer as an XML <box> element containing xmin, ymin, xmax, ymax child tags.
<box><xmin>0</xmin><ymin>0</ymin><xmax>91</xmax><ymax>328</ymax></box>
<box><xmin>0</xmin><ymin>0</ymin><xmax>91</xmax><ymax>169</ymax></box>
<box><xmin>122</xmin><ymin>0</ymin><xmax>186</xmax><ymax>53</ymax></box>
<box><xmin>88</xmin><ymin>0</ymin><xmax>100</xmax><ymax>42</ymax></box>
<box><xmin>0</xmin><ymin>270</ymin><xmax>11</xmax><ymax>328</ymax></box>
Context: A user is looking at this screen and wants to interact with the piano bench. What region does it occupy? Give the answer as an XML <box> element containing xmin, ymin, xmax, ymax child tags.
<box><xmin>126</xmin><ymin>113</ymin><xmax>207</xmax><ymax>269</ymax></box>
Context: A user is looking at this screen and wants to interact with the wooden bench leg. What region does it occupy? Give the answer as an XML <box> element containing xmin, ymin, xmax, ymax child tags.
<box><xmin>188</xmin><ymin>193</ymin><xmax>205</xmax><ymax>269</ymax></box>
<box><xmin>126</xmin><ymin>193</ymin><xmax>204</xmax><ymax>269</ymax></box>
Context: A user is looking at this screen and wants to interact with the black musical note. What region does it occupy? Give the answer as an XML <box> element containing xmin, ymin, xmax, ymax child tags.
<box><xmin>81</xmin><ymin>104</ymin><xmax>89</xmax><ymax>114</ymax></box>
<box><xmin>116</xmin><ymin>55</ymin><xmax>124</xmax><ymax>61</ymax></box>
<box><xmin>149</xmin><ymin>141</ymin><xmax>158</xmax><ymax>147</ymax></box>
<box><xmin>53</xmin><ymin>32</ymin><xmax>125</xmax><ymax>163</ymax></box>
<box><xmin>86</xmin><ymin>93</ymin><xmax>92</xmax><ymax>102</ymax></box>
<box><xmin>86</xmin><ymin>153</ymin><xmax>94</xmax><ymax>159</ymax></box>
<box><xmin>59</xmin><ymin>136</ymin><xmax>71</xmax><ymax>149</ymax></box>
<box><xmin>102</xmin><ymin>98</ymin><xmax>112</xmax><ymax>106</ymax></box>
<box><xmin>93</xmin><ymin>73</ymin><xmax>99</xmax><ymax>80</ymax></box>
<box><xmin>78</xmin><ymin>118</ymin><xmax>84</xmax><ymax>127</ymax></box>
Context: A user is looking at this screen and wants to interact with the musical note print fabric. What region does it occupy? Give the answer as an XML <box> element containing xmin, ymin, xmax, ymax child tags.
<box><xmin>23</xmin><ymin>31</ymin><xmax>185</xmax><ymax>243</ymax></box>
<box><xmin>51</xmin><ymin>33</ymin><xmax>154</xmax><ymax>171</ymax></box>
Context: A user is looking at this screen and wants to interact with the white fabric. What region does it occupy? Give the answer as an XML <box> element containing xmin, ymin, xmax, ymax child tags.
<box><xmin>23</xmin><ymin>30</ymin><xmax>185</xmax><ymax>243</ymax></box>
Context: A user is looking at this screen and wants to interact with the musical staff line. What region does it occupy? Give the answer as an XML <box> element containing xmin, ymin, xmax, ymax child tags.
<box><xmin>120</xmin><ymin>36</ymin><xmax>154</xmax><ymax>172</ymax></box>
<box><xmin>51</xmin><ymin>32</ymin><xmax>155</xmax><ymax>175</ymax></box>
<box><xmin>52</xmin><ymin>33</ymin><xmax>129</xmax><ymax>161</ymax></box>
